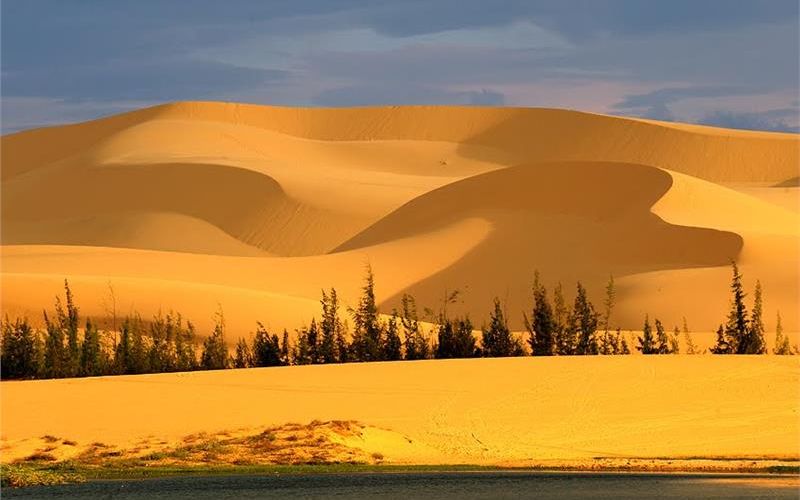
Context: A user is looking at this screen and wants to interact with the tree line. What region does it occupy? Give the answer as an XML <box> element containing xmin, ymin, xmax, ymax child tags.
<box><xmin>1</xmin><ymin>263</ymin><xmax>796</xmax><ymax>380</ymax></box>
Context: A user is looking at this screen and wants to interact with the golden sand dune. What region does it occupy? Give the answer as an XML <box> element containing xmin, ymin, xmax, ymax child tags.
<box><xmin>2</xmin><ymin>357</ymin><xmax>798</xmax><ymax>466</ymax></box>
<box><xmin>1</xmin><ymin>102</ymin><xmax>798</xmax><ymax>333</ymax></box>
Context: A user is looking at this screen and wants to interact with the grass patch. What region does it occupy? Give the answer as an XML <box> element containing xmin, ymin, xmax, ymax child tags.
<box><xmin>0</xmin><ymin>464</ymin><xmax>84</xmax><ymax>488</ymax></box>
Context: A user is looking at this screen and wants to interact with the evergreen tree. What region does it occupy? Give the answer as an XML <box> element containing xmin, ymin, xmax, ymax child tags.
<box><xmin>436</xmin><ymin>317</ymin><xmax>477</xmax><ymax>358</ymax></box>
<box><xmin>350</xmin><ymin>265</ymin><xmax>383</xmax><ymax>362</ymax></box>
<box><xmin>602</xmin><ymin>275</ymin><xmax>616</xmax><ymax>333</ymax></box>
<box><xmin>57</xmin><ymin>280</ymin><xmax>81</xmax><ymax>377</ymax></box>
<box><xmin>129</xmin><ymin>316</ymin><xmax>150</xmax><ymax>374</ymax></box>
<box><xmin>637</xmin><ymin>315</ymin><xmax>657</xmax><ymax>354</ymax></box>
<box><xmin>553</xmin><ymin>283</ymin><xmax>574</xmax><ymax>355</ymax></box>
<box><xmin>527</xmin><ymin>274</ymin><xmax>556</xmax><ymax>356</ymax></box>
<box><xmin>741</xmin><ymin>280</ymin><xmax>766</xmax><ymax>354</ymax></box>
<box><xmin>401</xmin><ymin>294</ymin><xmax>429</xmax><ymax>360</ymax></box>
<box><xmin>233</xmin><ymin>337</ymin><xmax>252</xmax><ymax>368</ymax></box>
<box><xmin>383</xmin><ymin>312</ymin><xmax>403</xmax><ymax>360</ymax></box>
<box><xmin>773</xmin><ymin>311</ymin><xmax>791</xmax><ymax>355</ymax></box>
<box><xmin>251</xmin><ymin>322</ymin><xmax>283</xmax><ymax>367</ymax></box>
<box><xmin>571</xmin><ymin>282</ymin><xmax>598</xmax><ymax>355</ymax></box>
<box><xmin>319</xmin><ymin>289</ymin><xmax>341</xmax><ymax>363</ymax></box>
<box><xmin>710</xmin><ymin>324</ymin><xmax>732</xmax><ymax>354</ymax></box>
<box><xmin>294</xmin><ymin>325</ymin><xmax>313</xmax><ymax>365</ymax></box>
<box><xmin>682</xmin><ymin>318</ymin><xmax>699</xmax><ymax>355</ymax></box>
<box><xmin>669</xmin><ymin>326</ymin><xmax>680</xmax><ymax>355</ymax></box>
<box><xmin>1</xmin><ymin>317</ymin><xmax>41</xmax><ymax>379</ymax></box>
<box><xmin>724</xmin><ymin>261</ymin><xmax>748</xmax><ymax>353</ymax></box>
<box><xmin>616</xmin><ymin>329</ymin><xmax>631</xmax><ymax>355</ymax></box>
<box><xmin>200</xmin><ymin>313</ymin><xmax>228</xmax><ymax>370</ymax></box>
<box><xmin>335</xmin><ymin>321</ymin><xmax>349</xmax><ymax>364</ymax></box>
<box><xmin>114</xmin><ymin>317</ymin><xmax>131</xmax><ymax>374</ymax></box>
<box><xmin>307</xmin><ymin>318</ymin><xmax>320</xmax><ymax>364</ymax></box>
<box><xmin>280</xmin><ymin>329</ymin><xmax>291</xmax><ymax>365</ymax></box>
<box><xmin>175</xmin><ymin>319</ymin><xmax>198</xmax><ymax>371</ymax></box>
<box><xmin>654</xmin><ymin>319</ymin><xmax>670</xmax><ymax>354</ymax></box>
<box><xmin>80</xmin><ymin>318</ymin><xmax>105</xmax><ymax>376</ymax></box>
<box><xmin>483</xmin><ymin>298</ymin><xmax>516</xmax><ymax>357</ymax></box>
<box><xmin>43</xmin><ymin>310</ymin><xmax>66</xmax><ymax>378</ymax></box>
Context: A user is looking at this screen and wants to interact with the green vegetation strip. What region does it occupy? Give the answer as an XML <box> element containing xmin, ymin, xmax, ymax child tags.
<box><xmin>4</xmin><ymin>461</ymin><xmax>799</xmax><ymax>488</ymax></box>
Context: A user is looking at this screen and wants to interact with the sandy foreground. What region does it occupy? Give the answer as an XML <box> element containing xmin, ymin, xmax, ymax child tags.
<box><xmin>2</xmin><ymin>102</ymin><xmax>799</xmax><ymax>335</ymax></box>
<box><xmin>1</xmin><ymin>356</ymin><xmax>798</xmax><ymax>469</ymax></box>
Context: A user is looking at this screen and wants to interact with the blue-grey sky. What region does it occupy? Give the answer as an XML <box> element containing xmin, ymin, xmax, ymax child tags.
<box><xmin>2</xmin><ymin>0</ymin><xmax>798</xmax><ymax>133</ymax></box>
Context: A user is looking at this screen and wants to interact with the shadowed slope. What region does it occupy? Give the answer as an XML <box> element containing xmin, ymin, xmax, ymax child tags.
<box><xmin>336</xmin><ymin>162</ymin><xmax>743</xmax><ymax>324</ymax></box>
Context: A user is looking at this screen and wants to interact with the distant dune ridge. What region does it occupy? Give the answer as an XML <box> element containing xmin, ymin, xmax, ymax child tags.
<box><xmin>1</xmin><ymin>102</ymin><xmax>798</xmax><ymax>334</ymax></box>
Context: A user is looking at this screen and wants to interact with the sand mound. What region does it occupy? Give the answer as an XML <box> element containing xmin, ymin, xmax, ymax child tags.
<box><xmin>1</xmin><ymin>102</ymin><xmax>798</xmax><ymax>331</ymax></box>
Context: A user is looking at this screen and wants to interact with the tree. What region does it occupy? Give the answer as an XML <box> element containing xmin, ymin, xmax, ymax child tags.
<box><xmin>602</xmin><ymin>275</ymin><xmax>616</xmax><ymax>333</ymax></box>
<box><xmin>710</xmin><ymin>324</ymin><xmax>732</xmax><ymax>354</ymax></box>
<box><xmin>637</xmin><ymin>315</ymin><xmax>657</xmax><ymax>354</ymax></box>
<box><xmin>436</xmin><ymin>317</ymin><xmax>477</xmax><ymax>359</ymax></box>
<box><xmin>174</xmin><ymin>316</ymin><xmax>198</xmax><ymax>371</ymax></box>
<box><xmin>129</xmin><ymin>316</ymin><xmax>150</xmax><ymax>374</ymax></box>
<box><xmin>1</xmin><ymin>317</ymin><xmax>42</xmax><ymax>379</ymax></box>
<box><xmin>350</xmin><ymin>265</ymin><xmax>383</xmax><ymax>362</ymax></box>
<box><xmin>682</xmin><ymin>318</ymin><xmax>699</xmax><ymax>355</ymax></box>
<box><xmin>527</xmin><ymin>274</ymin><xmax>556</xmax><ymax>356</ymax></box>
<box><xmin>43</xmin><ymin>309</ymin><xmax>66</xmax><ymax>378</ymax></box>
<box><xmin>773</xmin><ymin>311</ymin><xmax>791</xmax><ymax>355</ymax></box>
<box><xmin>571</xmin><ymin>282</ymin><xmax>598</xmax><ymax>355</ymax></box>
<box><xmin>552</xmin><ymin>283</ymin><xmax>574</xmax><ymax>355</ymax></box>
<box><xmin>319</xmin><ymin>289</ymin><xmax>342</xmax><ymax>363</ymax></box>
<box><xmin>280</xmin><ymin>329</ymin><xmax>291</xmax><ymax>365</ymax></box>
<box><xmin>483</xmin><ymin>298</ymin><xmax>517</xmax><ymax>357</ymax></box>
<box><xmin>740</xmin><ymin>280</ymin><xmax>766</xmax><ymax>354</ymax></box>
<box><xmin>80</xmin><ymin>318</ymin><xmax>105</xmax><ymax>376</ymax></box>
<box><xmin>401</xmin><ymin>294</ymin><xmax>429</xmax><ymax>360</ymax></box>
<box><xmin>307</xmin><ymin>318</ymin><xmax>320</xmax><ymax>364</ymax></box>
<box><xmin>724</xmin><ymin>261</ymin><xmax>748</xmax><ymax>353</ymax></box>
<box><xmin>200</xmin><ymin>312</ymin><xmax>228</xmax><ymax>370</ymax></box>
<box><xmin>615</xmin><ymin>329</ymin><xmax>631</xmax><ymax>355</ymax></box>
<box><xmin>294</xmin><ymin>324</ymin><xmax>313</xmax><ymax>365</ymax></box>
<box><xmin>669</xmin><ymin>326</ymin><xmax>680</xmax><ymax>355</ymax></box>
<box><xmin>654</xmin><ymin>319</ymin><xmax>670</xmax><ymax>354</ymax></box>
<box><xmin>60</xmin><ymin>280</ymin><xmax>81</xmax><ymax>377</ymax></box>
<box><xmin>383</xmin><ymin>312</ymin><xmax>403</xmax><ymax>361</ymax></box>
<box><xmin>251</xmin><ymin>323</ymin><xmax>283</xmax><ymax>367</ymax></box>
<box><xmin>233</xmin><ymin>338</ymin><xmax>252</xmax><ymax>368</ymax></box>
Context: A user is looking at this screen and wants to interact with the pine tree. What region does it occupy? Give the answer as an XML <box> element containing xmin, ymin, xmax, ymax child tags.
<box><xmin>351</xmin><ymin>265</ymin><xmax>383</xmax><ymax>362</ymax></box>
<box><xmin>741</xmin><ymin>280</ymin><xmax>766</xmax><ymax>354</ymax></box>
<box><xmin>773</xmin><ymin>311</ymin><xmax>791</xmax><ymax>355</ymax></box>
<box><xmin>232</xmin><ymin>338</ymin><xmax>250</xmax><ymax>368</ymax></box>
<box><xmin>294</xmin><ymin>325</ymin><xmax>313</xmax><ymax>365</ymax></box>
<box><xmin>383</xmin><ymin>312</ymin><xmax>403</xmax><ymax>360</ymax></box>
<box><xmin>129</xmin><ymin>316</ymin><xmax>150</xmax><ymax>374</ymax></box>
<box><xmin>669</xmin><ymin>326</ymin><xmax>680</xmax><ymax>355</ymax></box>
<box><xmin>175</xmin><ymin>319</ymin><xmax>198</xmax><ymax>371</ymax></box>
<box><xmin>527</xmin><ymin>274</ymin><xmax>556</xmax><ymax>356</ymax></box>
<box><xmin>307</xmin><ymin>318</ymin><xmax>320</xmax><ymax>364</ymax></box>
<box><xmin>572</xmin><ymin>282</ymin><xmax>598</xmax><ymax>355</ymax></box>
<box><xmin>319</xmin><ymin>289</ymin><xmax>341</xmax><ymax>364</ymax></box>
<box><xmin>724</xmin><ymin>261</ymin><xmax>748</xmax><ymax>353</ymax></box>
<box><xmin>682</xmin><ymin>317</ymin><xmax>699</xmax><ymax>355</ymax></box>
<box><xmin>200</xmin><ymin>312</ymin><xmax>228</xmax><ymax>370</ymax></box>
<box><xmin>654</xmin><ymin>319</ymin><xmax>670</xmax><ymax>354</ymax></box>
<box><xmin>58</xmin><ymin>280</ymin><xmax>81</xmax><ymax>377</ymax></box>
<box><xmin>251</xmin><ymin>323</ymin><xmax>283</xmax><ymax>367</ymax></box>
<box><xmin>617</xmin><ymin>329</ymin><xmax>631</xmax><ymax>354</ymax></box>
<box><xmin>710</xmin><ymin>324</ymin><xmax>732</xmax><ymax>354</ymax></box>
<box><xmin>280</xmin><ymin>329</ymin><xmax>291</xmax><ymax>365</ymax></box>
<box><xmin>483</xmin><ymin>298</ymin><xmax>516</xmax><ymax>357</ymax></box>
<box><xmin>1</xmin><ymin>317</ymin><xmax>41</xmax><ymax>379</ymax></box>
<box><xmin>637</xmin><ymin>315</ymin><xmax>656</xmax><ymax>354</ymax></box>
<box><xmin>602</xmin><ymin>275</ymin><xmax>616</xmax><ymax>334</ymax></box>
<box><xmin>553</xmin><ymin>283</ymin><xmax>574</xmax><ymax>355</ymax></box>
<box><xmin>80</xmin><ymin>318</ymin><xmax>105</xmax><ymax>376</ymax></box>
<box><xmin>114</xmin><ymin>317</ymin><xmax>132</xmax><ymax>374</ymax></box>
<box><xmin>436</xmin><ymin>316</ymin><xmax>477</xmax><ymax>358</ymax></box>
<box><xmin>401</xmin><ymin>294</ymin><xmax>428</xmax><ymax>360</ymax></box>
<box><xmin>43</xmin><ymin>309</ymin><xmax>66</xmax><ymax>378</ymax></box>
<box><xmin>335</xmin><ymin>321</ymin><xmax>349</xmax><ymax>364</ymax></box>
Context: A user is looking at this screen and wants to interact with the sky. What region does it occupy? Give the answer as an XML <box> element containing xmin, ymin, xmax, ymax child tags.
<box><xmin>1</xmin><ymin>0</ymin><xmax>798</xmax><ymax>133</ymax></box>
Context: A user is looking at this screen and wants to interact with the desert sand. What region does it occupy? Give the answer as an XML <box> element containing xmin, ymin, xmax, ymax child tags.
<box><xmin>1</xmin><ymin>102</ymin><xmax>798</xmax><ymax>336</ymax></box>
<box><xmin>1</xmin><ymin>103</ymin><xmax>799</xmax><ymax>470</ymax></box>
<box><xmin>1</xmin><ymin>356</ymin><xmax>798</xmax><ymax>468</ymax></box>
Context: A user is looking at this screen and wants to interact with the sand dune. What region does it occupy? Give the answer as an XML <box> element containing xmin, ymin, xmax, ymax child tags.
<box><xmin>1</xmin><ymin>102</ymin><xmax>798</xmax><ymax>333</ymax></box>
<box><xmin>2</xmin><ymin>356</ymin><xmax>798</xmax><ymax>466</ymax></box>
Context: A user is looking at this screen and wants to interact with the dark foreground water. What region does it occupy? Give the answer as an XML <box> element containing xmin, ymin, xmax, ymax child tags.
<box><xmin>5</xmin><ymin>472</ymin><xmax>798</xmax><ymax>499</ymax></box>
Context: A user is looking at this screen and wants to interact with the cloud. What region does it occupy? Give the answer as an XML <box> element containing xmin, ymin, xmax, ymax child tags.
<box><xmin>610</xmin><ymin>86</ymin><xmax>767</xmax><ymax>120</ymax></box>
<box><xmin>697</xmin><ymin>109</ymin><xmax>799</xmax><ymax>133</ymax></box>
<box><xmin>312</xmin><ymin>84</ymin><xmax>505</xmax><ymax>107</ymax></box>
